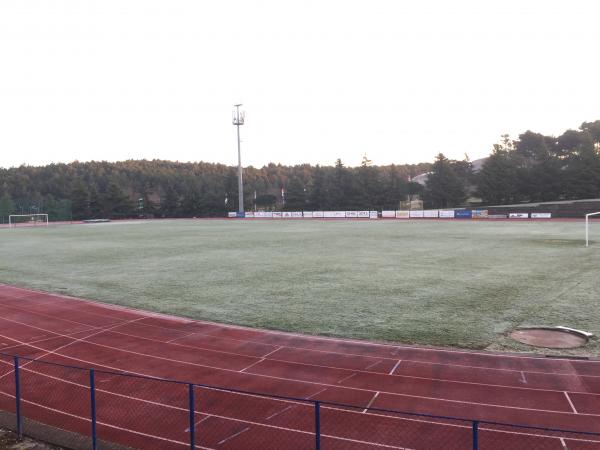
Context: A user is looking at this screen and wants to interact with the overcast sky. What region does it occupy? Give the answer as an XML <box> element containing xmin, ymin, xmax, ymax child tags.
<box><xmin>1</xmin><ymin>0</ymin><xmax>599</xmax><ymax>169</ymax></box>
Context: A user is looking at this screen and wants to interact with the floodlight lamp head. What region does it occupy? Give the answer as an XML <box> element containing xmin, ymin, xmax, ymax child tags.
<box><xmin>232</xmin><ymin>108</ymin><xmax>245</xmax><ymax>125</ymax></box>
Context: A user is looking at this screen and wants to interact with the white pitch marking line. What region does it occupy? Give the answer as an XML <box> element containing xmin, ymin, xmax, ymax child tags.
<box><xmin>564</xmin><ymin>392</ymin><xmax>578</xmax><ymax>413</ymax></box>
<box><xmin>217</xmin><ymin>427</ymin><xmax>250</xmax><ymax>445</ymax></box>
<box><xmin>261</xmin><ymin>346</ymin><xmax>283</xmax><ymax>358</ymax></box>
<box><xmin>362</xmin><ymin>391</ymin><xmax>380</xmax><ymax>413</ymax></box>
<box><xmin>389</xmin><ymin>360</ymin><xmax>402</xmax><ymax>375</ymax></box>
<box><xmin>239</xmin><ymin>358</ymin><xmax>264</xmax><ymax>373</ymax></box>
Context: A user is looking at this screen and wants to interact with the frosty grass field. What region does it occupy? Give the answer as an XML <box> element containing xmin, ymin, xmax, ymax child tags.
<box><xmin>1</xmin><ymin>218</ymin><xmax>599</xmax><ymax>356</ymax></box>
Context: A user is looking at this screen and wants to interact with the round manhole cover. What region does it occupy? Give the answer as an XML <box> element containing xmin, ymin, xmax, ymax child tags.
<box><xmin>510</xmin><ymin>328</ymin><xmax>589</xmax><ymax>349</ymax></box>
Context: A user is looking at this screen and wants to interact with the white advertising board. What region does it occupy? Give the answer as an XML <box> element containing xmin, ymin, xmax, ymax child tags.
<box><xmin>303</xmin><ymin>211</ymin><xmax>314</xmax><ymax>218</ymax></box>
<box><xmin>531</xmin><ymin>213</ymin><xmax>552</xmax><ymax>219</ymax></box>
<box><xmin>264</xmin><ymin>211</ymin><xmax>274</xmax><ymax>218</ymax></box>
<box><xmin>358</xmin><ymin>211</ymin><xmax>370</xmax><ymax>218</ymax></box>
<box><xmin>409</xmin><ymin>210</ymin><xmax>424</xmax><ymax>218</ymax></box>
<box><xmin>345</xmin><ymin>211</ymin><xmax>358</xmax><ymax>218</ymax></box>
<box><xmin>334</xmin><ymin>211</ymin><xmax>346</xmax><ymax>218</ymax></box>
<box><xmin>381</xmin><ymin>210</ymin><xmax>395</xmax><ymax>218</ymax></box>
<box><xmin>395</xmin><ymin>210</ymin><xmax>410</xmax><ymax>219</ymax></box>
<box><xmin>245</xmin><ymin>212</ymin><xmax>254</xmax><ymax>218</ymax></box>
<box><xmin>292</xmin><ymin>212</ymin><xmax>303</xmax><ymax>218</ymax></box>
<box><xmin>272</xmin><ymin>211</ymin><xmax>282</xmax><ymax>218</ymax></box>
<box><xmin>423</xmin><ymin>210</ymin><xmax>439</xmax><ymax>218</ymax></box>
<box><xmin>313</xmin><ymin>211</ymin><xmax>324</xmax><ymax>218</ymax></box>
<box><xmin>227</xmin><ymin>212</ymin><xmax>237</xmax><ymax>218</ymax></box>
<box><xmin>509</xmin><ymin>213</ymin><xmax>529</xmax><ymax>219</ymax></box>
<box><xmin>369</xmin><ymin>211</ymin><xmax>378</xmax><ymax>219</ymax></box>
<box><xmin>282</xmin><ymin>212</ymin><xmax>292</xmax><ymax>218</ymax></box>
<box><xmin>439</xmin><ymin>210</ymin><xmax>455</xmax><ymax>218</ymax></box>
<box><xmin>323</xmin><ymin>211</ymin><xmax>335</xmax><ymax>218</ymax></box>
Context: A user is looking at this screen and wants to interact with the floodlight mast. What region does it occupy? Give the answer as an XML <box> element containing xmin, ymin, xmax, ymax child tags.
<box><xmin>233</xmin><ymin>104</ymin><xmax>245</xmax><ymax>214</ymax></box>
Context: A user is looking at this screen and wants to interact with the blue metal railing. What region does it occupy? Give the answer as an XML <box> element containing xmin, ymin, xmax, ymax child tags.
<box><xmin>4</xmin><ymin>351</ymin><xmax>600</xmax><ymax>449</ymax></box>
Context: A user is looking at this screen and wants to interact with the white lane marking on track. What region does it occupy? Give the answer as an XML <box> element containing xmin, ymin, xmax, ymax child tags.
<box><xmin>564</xmin><ymin>392</ymin><xmax>578</xmax><ymax>413</ymax></box>
<box><xmin>0</xmin><ymin>324</ymin><xmax>597</xmax><ymax>418</ymax></box>
<box><xmin>560</xmin><ymin>437</ymin><xmax>567</xmax><ymax>449</ymax></box>
<box><xmin>0</xmin><ymin>317</ymin><xmax>146</xmax><ymax>381</ymax></box>
<box><xmin>0</xmin><ymin>325</ymin><xmax>100</xmax><ymax>353</ymax></box>
<box><xmin>239</xmin><ymin>358</ymin><xmax>264</xmax><ymax>373</ymax></box>
<box><xmin>4</xmin><ymin>306</ymin><xmax>594</xmax><ymax>399</ymax></box>
<box><xmin>520</xmin><ymin>371</ymin><xmax>527</xmax><ymax>384</ymax></box>
<box><xmin>87</xmin><ymin>323</ymin><xmax>600</xmax><ymax>390</ymax></box>
<box><xmin>3</xmin><ymin>289</ymin><xmax>597</xmax><ymax>381</ymax></box>
<box><xmin>166</xmin><ymin>332</ymin><xmax>199</xmax><ymax>344</ymax></box>
<box><xmin>185</xmin><ymin>415</ymin><xmax>211</xmax><ymax>432</ymax></box>
<box><xmin>364</xmin><ymin>360</ymin><xmax>382</xmax><ymax>370</ymax></box>
<box><xmin>363</xmin><ymin>391</ymin><xmax>380</xmax><ymax>413</ymax></box>
<box><xmin>265</xmin><ymin>387</ymin><xmax>328</xmax><ymax>422</ymax></box>
<box><xmin>5</xmin><ymin>284</ymin><xmax>594</xmax><ymax>369</ymax></box>
<box><xmin>337</xmin><ymin>373</ymin><xmax>357</xmax><ymax>384</ymax></box>
<box><xmin>0</xmin><ymin>389</ymin><xmax>209</xmax><ymax>449</ymax></box>
<box><xmin>265</xmin><ymin>405</ymin><xmax>294</xmax><ymax>420</ymax></box>
<box><xmin>389</xmin><ymin>360</ymin><xmax>402</xmax><ymax>375</ymax></box>
<box><xmin>261</xmin><ymin>346</ymin><xmax>283</xmax><ymax>358</ymax></box>
<box><xmin>308</xmin><ymin>387</ymin><xmax>329</xmax><ymax>399</ymax></box>
<box><xmin>0</xmin><ymin>364</ymin><xmax>595</xmax><ymax>449</ymax></box>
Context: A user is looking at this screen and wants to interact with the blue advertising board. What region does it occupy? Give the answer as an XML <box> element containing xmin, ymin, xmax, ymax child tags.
<box><xmin>454</xmin><ymin>209</ymin><xmax>472</xmax><ymax>219</ymax></box>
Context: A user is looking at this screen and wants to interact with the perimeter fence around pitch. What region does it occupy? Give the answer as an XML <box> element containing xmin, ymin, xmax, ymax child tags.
<box><xmin>0</xmin><ymin>352</ymin><xmax>598</xmax><ymax>450</ymax></box>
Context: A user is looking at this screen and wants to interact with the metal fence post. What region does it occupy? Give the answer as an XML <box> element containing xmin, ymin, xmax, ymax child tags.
<box><xmin>189</xmin><ymin>384</ymin><xmax>195</xmax><ymax>450</ymax></box>
<box><xmin>13</xmin><ymin>356</ymin><xmax>22</xmax><ymax>439</ymax></box>
<box><xmin>90</xmin><ymin>369</ymin><xmax>97</xmax><ymax>450</ymax></box>
<box><xmin>472</xmin><ymin>420</ymin><xmax>479</xmax><ymax>450</ymax></box>
<box><xmin>315</xmin><ymin>401</ymin><xmax>321</xmax><ymax>450</ymax></box>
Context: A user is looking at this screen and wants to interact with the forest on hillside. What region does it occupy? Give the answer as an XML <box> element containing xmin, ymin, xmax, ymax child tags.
<box><xmin>0</xmin><ymin>120</ymin><xmax>599</xmax><ymax>221</ymax></box>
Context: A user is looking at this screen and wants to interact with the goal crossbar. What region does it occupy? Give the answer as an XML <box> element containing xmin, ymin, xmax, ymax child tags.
<box><xmin>585</xmin><ymin>212</ymin><xmax>600</xmax><ymax>247</ymax></box>
<box><xmin>8</xmin><ymin>214</ymin><xmax>49</xmax><ymax>228</ymax></box>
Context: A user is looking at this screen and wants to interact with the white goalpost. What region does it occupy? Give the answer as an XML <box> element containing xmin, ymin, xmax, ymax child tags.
<box><xmin>585</xmin><ymin>212</ymin><xmax>600</xmax><ymax>247</ymax></box>
<box><xmin>8</xmin><ymin>214</ymin><xmax>49</xmax><ymax>228</ymax></box>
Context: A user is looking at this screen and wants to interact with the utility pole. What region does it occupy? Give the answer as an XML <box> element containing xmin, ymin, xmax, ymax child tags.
<box><xmin>232</xmin><ymin>104</ymin><xmax>245</xmax><ymax>214</ymax></box>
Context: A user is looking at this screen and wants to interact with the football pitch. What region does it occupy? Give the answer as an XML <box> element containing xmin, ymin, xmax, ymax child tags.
<box><xmin>1</xmin><ymin>219</ymin><xmax>599</xmax><ymax>355</ymax></box>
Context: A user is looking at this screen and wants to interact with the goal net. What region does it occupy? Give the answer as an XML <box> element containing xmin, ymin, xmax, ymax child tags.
<box><xmin>586</xmin><ymin>212</ymin><xmax>600</xmax><ymax>247</ymax></box>
<box><xmin>8</xmin><ymin>214</ymin><xmax>49</xmax><ymax>228</ymax></box>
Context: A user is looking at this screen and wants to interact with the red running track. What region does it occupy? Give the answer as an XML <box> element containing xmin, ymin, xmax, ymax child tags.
<box><xmin>0</xmin><ymin>284</ymin><xmax>599</xmax><ymax>449</ymax></box>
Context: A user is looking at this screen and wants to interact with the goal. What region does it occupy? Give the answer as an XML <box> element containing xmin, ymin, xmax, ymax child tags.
<box><xmin>8</xmin><ymin>214</ymin><xmax>49</xmax><ymax>228</ymax></box>
<box><xmin>585</xmin><ymin>212</ymin><xmax>600</xmax><ymax>247</ymax></box>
